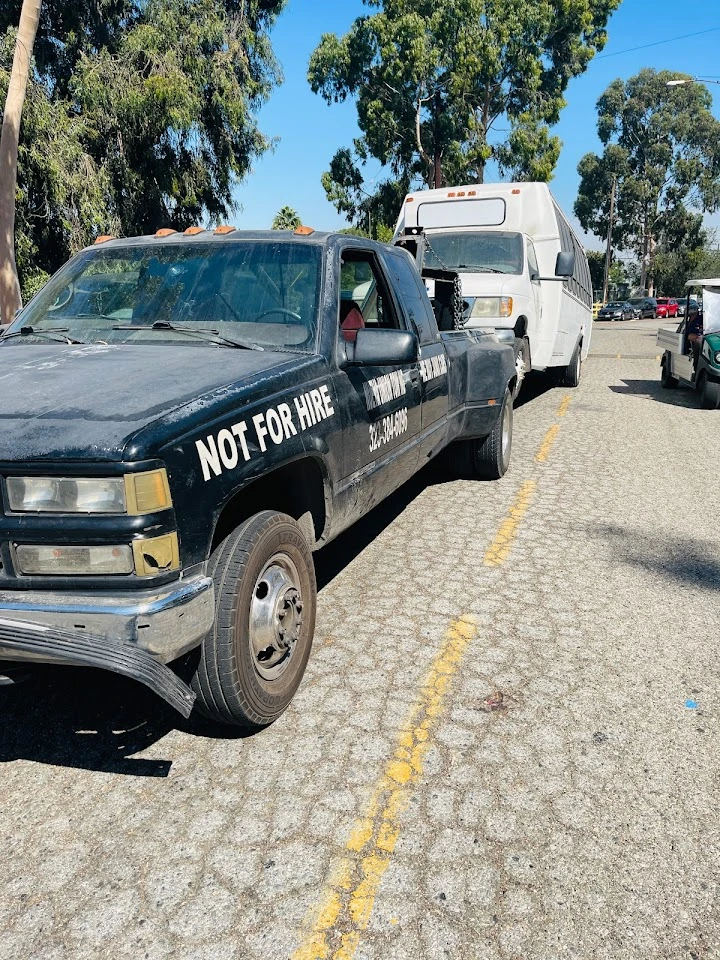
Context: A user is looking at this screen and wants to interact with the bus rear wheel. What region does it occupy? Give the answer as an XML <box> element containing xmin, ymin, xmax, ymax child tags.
<box><xmin>557</xmin><ymin>341</ymin><xmax>582</xmax><ymax>388</ymax></box>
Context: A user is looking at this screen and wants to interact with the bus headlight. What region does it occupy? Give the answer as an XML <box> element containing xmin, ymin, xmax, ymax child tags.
<box><xmin>470</xmin><ymin>296</ymin><xmax>513</xmax><ymax>319</ymax></box>
<box><xmin>6</xmin><ymin>469</ymin><xmax>171</xmax><ymax>515</ymax></box>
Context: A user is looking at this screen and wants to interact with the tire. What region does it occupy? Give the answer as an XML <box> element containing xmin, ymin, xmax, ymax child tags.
<box><xmin>700</xmin><ymin>373</ymin><xmax>720</xmax><ymax>410</ymax></box>
<box><xmin>512</xmin><ymin>338</ymin><xmax>530</xmax><ymax>399</ymax></box>
<box><xmin>190</xmin><ymin>511</ymin><xmax>316</xmax><ymax>729</ymax></box>
<box><xmin>448</xmin><ymin>387</ymin><xmax>513</xmax><ymax>480</ymax></box>
<box><xmin>660</xmin><ymin>352</ymin><xmax>677</xmax><ymax>389</ymax></box>
<box><xmin>557</xmin><ymin>340</ymin><xmax>582</xmax><ymax>388</ymax></box>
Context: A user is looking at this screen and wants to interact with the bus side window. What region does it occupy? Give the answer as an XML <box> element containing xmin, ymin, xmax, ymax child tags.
<box><xmin>526</xmin><ymin>240</ymin><xmax>540</xmax><ymax>283</ymax></box>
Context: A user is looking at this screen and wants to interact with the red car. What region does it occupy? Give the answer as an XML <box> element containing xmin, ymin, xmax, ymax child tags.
<box><xmin>656</xmin><ymin>297</ymin><xmax>679</xmax><ymax>318</ymax></box>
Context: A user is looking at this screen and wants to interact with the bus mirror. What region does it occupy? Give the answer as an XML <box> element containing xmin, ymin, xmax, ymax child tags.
<box><xmin>555</xmin><ymin>251</ymin><xmax>575</xmax><ymax>278</ymax></box>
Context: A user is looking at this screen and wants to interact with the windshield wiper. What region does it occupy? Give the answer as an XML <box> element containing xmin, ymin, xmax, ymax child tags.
<box><xmin>111</xmin><ymin>321</ymin><xmax>264</xmax><ymax>351</ymax></box>
<box><xmin>1</xmin><ymin>326</ymin><xmax>87</xmax><ymax>345</ymax></box>
<box><xmin>457</xmin><ymin>264</ymin><xmax>503</xmax><ymax>273</ymax></box>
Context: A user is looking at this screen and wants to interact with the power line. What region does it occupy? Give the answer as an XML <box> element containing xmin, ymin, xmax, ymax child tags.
<box><xmin>595</xmin><ymin>26</ymin><xmax>720</xmax><ymax>60</ymax></box>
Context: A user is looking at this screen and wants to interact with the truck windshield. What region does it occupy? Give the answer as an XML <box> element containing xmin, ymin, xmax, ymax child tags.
<box><xmin>8</xmin><ymin>241</ymin><xmax>322</xmax><ymax>352</ymax></box>
<box><xmin>423</xmin><ymin>231</ymin><xmax>523</xmax><ymax>275</ymax></box>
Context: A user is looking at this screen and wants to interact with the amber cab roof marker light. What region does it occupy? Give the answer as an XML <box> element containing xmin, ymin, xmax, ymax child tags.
<box><xmin>214</xmin><ymin>225</ymin><xmax>236</xmax><ymax>235</ymax></box>
<box><xmin>155</xmin><ymin>228</ymin><xmax>177</xmax><ymax>237</ymax></box>
<box><xmin>294</xmin><ymin>225</ymin><xmax>315</xmax><ymax>236</ymax></box>
<box><xmin>94</xmin><ymin>235</ymin><xmax>115</xmax><ymax>244</ymax></box>
<box><xmin>512</xmin><ymin>188</ymin><xmax>521</xmax><ymax>195</ymax></box>
<box><xmin>184</xmin><ymin>226</ymin><xmax>205</xmax><ymax>235</ymax></box>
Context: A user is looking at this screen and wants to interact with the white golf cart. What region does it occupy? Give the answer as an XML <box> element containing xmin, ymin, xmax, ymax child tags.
<box><xmin>657</xmin><ymin>278</ymin><xmax>720</xmax><ymax>409</ymax></box>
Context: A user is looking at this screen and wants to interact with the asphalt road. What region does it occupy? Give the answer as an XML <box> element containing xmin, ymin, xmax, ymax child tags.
<box><xmin>2</xmin><ymin>316</ymin><xmax>718</xmax><ymax>960</ymax></box>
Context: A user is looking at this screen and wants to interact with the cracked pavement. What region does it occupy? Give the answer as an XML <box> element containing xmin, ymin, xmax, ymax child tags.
<box><xmin>1</xmin><ymin>317</ymin><xmax>719</xmax><ymax>959</ymax></box>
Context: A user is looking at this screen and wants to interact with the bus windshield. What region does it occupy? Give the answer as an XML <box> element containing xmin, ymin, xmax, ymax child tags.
<box><xmin>423</xmin><ymin>231</ymin><xmax>524</xmax><ymax>275</ymax></box>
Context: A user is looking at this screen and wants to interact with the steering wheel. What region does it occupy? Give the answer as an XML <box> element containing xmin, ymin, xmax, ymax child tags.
<box><xmin>47</xmin><ymin>282</ymin><xmax>74</xmax><ymax>312</ymax></box>
<box><xmin>255</xmin><ymin>307</ymin><xmax>302</xmax><ymax>322</ymax></box>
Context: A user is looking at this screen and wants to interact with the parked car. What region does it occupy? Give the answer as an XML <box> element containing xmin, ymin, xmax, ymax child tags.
<box><xmin>597</xmin><ymin>300</ymin><xmax>634</xmax><ymax>321</ymax></box>
<box><xmin>628</xmin><ymin>297</ymin><xmax>657</xmax><ymax>319</ymax></box>
<box><xmin>675</xmin><ymin>297</ymin><xmax>698</xmax><ymax>317</ymax></box>
<box><xmin>656</xmin><ymin>297</ymin><xmax>678</xmax><ymax>319</ymax></box>
<box><xmin>675</xmin><ymin>297</ymin><xmax>699</xmax><ymax>317</ymax></box>
<box><xmin>0</xmin><ymin>227</ymin><xmax>517</xmax><ymax>728</ymax></box>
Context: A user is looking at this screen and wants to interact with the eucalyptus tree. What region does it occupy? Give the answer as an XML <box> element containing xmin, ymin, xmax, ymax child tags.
<box><xmin>575</xmin><ymin>69</ymin><xmax>720</xmax><ymax>294</ymax></box>
<box><xmin>309</xmin><ymin>0</ymin><xmax>620</xmax><ymax>229</ymax></box>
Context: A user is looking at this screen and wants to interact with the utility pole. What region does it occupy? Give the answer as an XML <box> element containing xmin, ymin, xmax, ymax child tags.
<box><xmin>602</xmin><ymin>175</ymin><xmax>617</xmax><ymax>304</ymax></box>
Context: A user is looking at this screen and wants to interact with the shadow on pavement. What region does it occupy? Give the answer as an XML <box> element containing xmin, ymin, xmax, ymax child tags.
<box><xmin>609</xmin><ymin>378</ymin><xmax>699</xmax><ymax>408</ymax></box>
<box><xmin>597</xmin><ymin>524</ymin><xmax>720</xmax><ymax>593</ymax></box>
<box><xmin>514</xmin><ymin>371</ymin><xmax>556</xmax><ymax>409</ymax></box>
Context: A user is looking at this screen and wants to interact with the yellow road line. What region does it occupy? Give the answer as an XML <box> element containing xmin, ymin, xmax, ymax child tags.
<box><xmin>482</xmin><ymin>479</ymin><xmax>537</xmax><ymax>567</ymax></box>
<box><xmin>557</xmin><ymin>394</ymin><xmax>572</xmax><ymax>418</ymax></box>
<box><xmin>291</xmin><ymin>616</ymin><xmax>478</xmax><ymax>960</ymax></box>
<box><xmin>535</xmin><ymin>423</ymin><xmax>560</xmax><ymax>463</ymax></box>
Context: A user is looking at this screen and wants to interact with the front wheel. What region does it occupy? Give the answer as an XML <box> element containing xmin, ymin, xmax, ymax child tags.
<box><xmin>700</xmin><ymin>373</ymin><xmax>720</xmax><ymax>410</ymax></box>
<box><xmin>512</xmin><ymin>338</ymin><xmax>530</xmax><ymax>399</ymax></box>
<box><xmin>190</xmin><ymin>511</ymin><xmax>316</xmax><ymax>729</ymax></box>
<box><xmin>448</xmin><ymin>387</ymin><xmax>513</xmax><ymax>480</ymax></box>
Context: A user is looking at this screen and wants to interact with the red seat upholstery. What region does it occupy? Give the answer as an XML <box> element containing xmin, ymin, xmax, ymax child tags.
<box><xmin>340</xmin><ymin>300</ymin><xmax>365</xmax><ymax>343</ymax></box>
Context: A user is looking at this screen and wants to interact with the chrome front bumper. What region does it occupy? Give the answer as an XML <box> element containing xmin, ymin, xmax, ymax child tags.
<box><xmin>0</xmin><ymin>575</ymin><xmax>214</xmax><ymax>664</ymax></box>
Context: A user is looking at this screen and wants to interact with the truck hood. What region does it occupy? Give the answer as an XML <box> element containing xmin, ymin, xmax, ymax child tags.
<box><xmin>0</xmin><ymin>343</ymin><xmax>308</xmax><ymax>462</ymax></box>
<box><xmin>456</xmin><ymin>272</ymin><xmax>524</xmax><ymax>297</ymax></box>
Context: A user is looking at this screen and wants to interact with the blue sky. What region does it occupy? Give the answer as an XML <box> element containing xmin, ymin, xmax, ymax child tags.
<box><xmin>233</xmin><ymin>0</ymin><xmax>720</xmax><ymax>250</ymax></box>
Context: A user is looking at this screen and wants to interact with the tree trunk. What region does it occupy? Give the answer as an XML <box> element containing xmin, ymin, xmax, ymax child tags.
<box><xmin>639</xmin><ymin>216</ymin><xmax>649</xmax><ymax>294</ymax></box>
<box><xmin>647</xmin><ymin>233</ymin><xmax>656</xmax><ymax>297</ymax></box>
<box><xmin>0</xmin><ymin>0</ymin><xmax>42</xmax><ymax>325</ymax></box>
<box><xmin>433</xmin><ymin>90</ymin><xmax>442</xmax><ymax>189</ymax></box>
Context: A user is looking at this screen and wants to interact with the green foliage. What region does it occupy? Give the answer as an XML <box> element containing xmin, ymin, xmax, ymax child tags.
<box><xmin>1</xmin><ymin>0</ymin><xmax>286</xmax><ymax>285</ymax></box>
<box><xmin>575</xmin><ymin>70</ymin><xmax>720</xmax><ymax>290</ymax></box>
<box><xmin>21</xmin><ymin>268</ymin><xmax>50</xmax><ymax>303</ymax></box>
<box><xmin>309</xmin><ymin>0</ymin><xmax>619</xmax><ymax>230</ymax></box>
<box><xmin>608</xmin><ymin>260</ymin><xmax>625</xmax><ymax>287</ymax></box>
<box><xmin>0</xmin><ymin>29</ymin><xmax>116</xmax><ymax>286</ymax></box>
<box><xmin>271</xmin><ymin>206</ymin><xmax>302</xmax><ymax>230</ymax></box>
<box><xmin>586</xmin><ymin>250</ymin><xmax>605</xmax><ymax>291</ymax></box>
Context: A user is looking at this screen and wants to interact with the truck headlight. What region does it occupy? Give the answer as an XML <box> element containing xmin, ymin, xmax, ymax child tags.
<box><xmin>6</xmin><ymin>469</ymin><xmax>171</xmax><ymax>515</ymax></box>
<box><xmin>15</xmin><ymin>544</ymin><xmax>134</xmax><ymax>575</ymax></box>
<box><xmin>470</xmin><ymin>296</ymin><xmax>513</xmax><ymax>319</ymax></box>
<box><xmin>714</xmin><ymin>351</ymin><xmax>720</xmax><ymax>364</ymax></box>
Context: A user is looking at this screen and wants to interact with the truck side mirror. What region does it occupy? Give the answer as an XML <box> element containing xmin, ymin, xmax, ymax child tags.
<box><xmin>555</xmin><ymin>251</ymin><xmax>575</xmax><ymax>278</ymax></box>
<box><xmin>348</xmin><ymin>328</ymin><xmax>418</xmax><ymax>366</ymax></box>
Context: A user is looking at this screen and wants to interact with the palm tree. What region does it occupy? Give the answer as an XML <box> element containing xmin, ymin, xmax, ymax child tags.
<box><xmin>0</xmin><ymin>0</ymin><xmax>42</xmax><ymax>324</ymax></box>
<box><xmin>271</xmin><ymin>206</ymin><xmax>302</xmax><ymax>231</ymax></box>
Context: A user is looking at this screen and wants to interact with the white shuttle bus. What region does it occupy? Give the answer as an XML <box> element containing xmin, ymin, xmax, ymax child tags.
<box><xmin>394</xmin><ymin>182</ymin><xmax>593</xmax><ymax>390</ymax></box>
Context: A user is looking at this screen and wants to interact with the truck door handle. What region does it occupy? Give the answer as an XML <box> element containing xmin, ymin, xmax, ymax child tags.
<box><xmin>410</xmin><ymin>369</ymin><xmax>421</xmax><ymax>386</ymax></box>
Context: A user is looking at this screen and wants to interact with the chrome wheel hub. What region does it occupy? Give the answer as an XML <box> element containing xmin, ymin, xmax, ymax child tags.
<box><xmin>249</xmin><ymin>554</ymin><xmax>303</xmax><ymax>680</ymax></box>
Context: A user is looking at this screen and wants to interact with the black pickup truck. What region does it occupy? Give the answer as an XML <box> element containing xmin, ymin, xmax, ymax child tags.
<box><xmin>0</xmin><ymin>228</ymin><xmax>515</xmax><ymax>728</ymax></box>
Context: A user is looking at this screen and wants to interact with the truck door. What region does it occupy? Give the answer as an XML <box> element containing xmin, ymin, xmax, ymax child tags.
<box><xmin>383</xmin><ymin>248</ymin><xmax>450</xmax><ymax>462</ymax></box>
<box><xmin>336</xmin><ymin>248</ymin><xmax>423</xmax><ymax>507</ymax></box>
